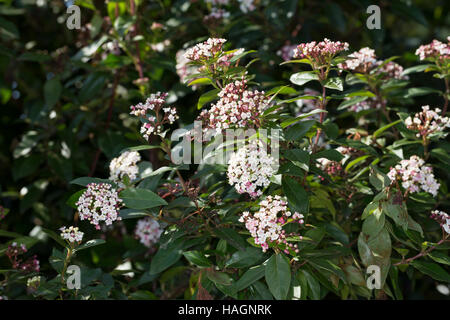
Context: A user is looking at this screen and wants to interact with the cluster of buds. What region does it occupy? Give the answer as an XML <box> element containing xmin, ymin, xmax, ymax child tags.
<box><xmin>130</xmin><ymin>92</ymin><xmax>178</xmax><ymax>139</ymax></box>
<box><xmin>109</xmin><ymin>151</ymin><xmax>141</xmax><ymax>187</ymax></box>
<box><xmin>6</xmin><ymin>243</ymin><xmax>40</xmax><ymax>273</ymax></box>
<box><xmin>405</xmin><ymin>105</ymin><xmax>449</xmax><ymax>139</ymax></box>
<box><xmin>60</xmin><ymin>226</ymin><xmax>84</xmax><ymax>244</ymax></box>
<box><xmin>135</xmin><ymin>217</ymin><xmax>163</xmax><ymax>248</ymax></box>
<box><xmin>184</xmin><ymin>38</ymin><xmax>227</xmax><ymax>61</ymax></box>
<box><xmin>339</xmin><ymin>47</ymin><xmax>408</xmax><ymax>80</ymax></box>
<box><xmin>76</xmin><ymin>183</ymin><xmax>123</xmax><ymax>230</ymax></box>
<box><xmin>387</xmin><ymin>155</ymin><xmax>440</xmax><ymax>197</ymax></box>
<box><xmin>415</xmin><ymin>38</ymin><xmax>450</xmax><ymax>61</ymax></box>
<box><xmin>198</xmin><ymin>79</ymin><xmax>269</xmax><ymax>132</ymax></box>
<box><xmin>430</xmin><ymin>210</ymin><xmax>450</xmax><ymax>234</ymax></box>
<box><xmin>239</xmin><ymin>195</ymin><xmax>304</xmax><ymax>253</ymax></box>
<box><xmin>293</xmin><ymin>38</ymin><xmax>349</xmax><ymax>70</ymax></box>
<box><xmin>227</xmin><ymin>141</ymin><xmax>277</xmax><ymax>198</ymax></box>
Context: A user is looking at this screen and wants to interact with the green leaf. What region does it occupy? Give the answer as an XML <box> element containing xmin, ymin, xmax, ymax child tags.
<box><xmin>225</xmin><ymin>247</ymin><xmax>265</xmax><ymax>268</ymax></box>
<box><xmin>283</xmin><ymin>149</ymin><xmax>310</xmax><ymax>171</ymax></box>
<box><xmin>76</xmin><ymin>239</ymin><xmax>106</xmax><ymax>251</ymax></box>
<box><xmin>284</xmin><ymin>120</ymin><xmax>315</xmax><ymax>141</ymax></box>
<box><xmin>120</xmin><ymin>188</ymin><xmax>167</xmax><ymax>210</ymax></box>
<box><xmin>150</xmin><ymin>238</ymin><xmax>184</xmax><ymax>274</ymax></box>
<box><xmin>314</xmin><ymin>149</ymin><xmax>344</xmax><ymax>162</ymax></box>
<box><xmin>234</xmin><ymin>265</ymin><xmax>266</xmax><ymax>291</ymax></box>
<box><xmin>373</xmin><ymin>120</ymin><xmax>401</xmax><ymax>138</ymax></box>
<box><xmin>282</xmin><ymin>176</ymin><xmax>309</xmax><ymax>214</ymax></box>
<box><xmin>429</xmin><ymin>252</ymin><xmax>450</xmax><ymax>266</ymax></box>
<box><xmin>308</xmin><ymin>258</ymin><xmax>347</xmax><ymax>283</ymax></box>
<box><xmin>206</xmin><ymin>269</ymin><xmax>232</xmax><ymax>286</ymax></box>
<box><xmin>214</xmin><ymin>228</ymin><xmax>247</xmax><ymax>250</ymax></box>
<box><xmin>119</xmin><ymin>209</ymin><xmax>152</xmax><ymax>220</ymax></box>
<box><xmin>44</xmin><ymin>77</ymin><xmax>62</xmax><ymax>109</ymax></box>
<box><xmin>0</xmin><ymin>230</ymin><xmax>23</xmax><ymax>238</ymax></box>
<box><xmin>411</xmin><ymin>260</ymin><xmax>450</xmax><ymax>283</ymax></box>
<box><xmin>66</xmin><ymin>189</ymin><xmax>86</xmax><ymax>209</ymax></box>
<box><xmin>265</xmin><ymin>253</ymin><xmax>291</xmax><ymax>300</ymax></box>
<box><xmin>183</xmin><ymin>251</ymin><xmax>212</xmax><ymax>267</ymax></box>
<box><xmin>289</xmin><ymin>71</ymin><xmax>319</xmax><ymax>86</ymax></box>
<box><xmin>323</xmin><ymin>77</ymin><xmax>343</xmax><ymax>91</ymax></box>
<box><xmin>301</xmin><ymin>269</ymin><xmax>321</xmax><ymax>300</ymax></box>
<box><xmin>197</xmin><ymin>89</ymin><xmax>220</xmax><ymax>109</ymax></box>
<box><xmin>188</xmin><ymin>77</ymin><xmax>214</xmax><ymax>87</ymax></box>
<box><xmin>362</xmin><ymin>208</ymin><xmax>385</xmax><ymax>237</ymax></box>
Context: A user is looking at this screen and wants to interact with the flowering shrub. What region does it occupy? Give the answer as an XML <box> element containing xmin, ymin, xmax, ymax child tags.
<box><xmin>1</xmin><ymin>0</ymin><xmax>450</xmax><ymax>301</ymax></box>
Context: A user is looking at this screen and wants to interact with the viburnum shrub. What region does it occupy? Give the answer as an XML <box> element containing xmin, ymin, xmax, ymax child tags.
<box><xmin>1</xmin><ymin>1</ymin><xmax>449</xmax><ymax>300</ymax></box>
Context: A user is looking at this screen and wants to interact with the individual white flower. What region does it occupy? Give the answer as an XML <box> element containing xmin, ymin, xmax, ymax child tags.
<box><xmin>109</xmin><ymin>151</ymin><xmax>141</xmax><ymax>187</ymax></box>
<box><xmin>135</xmin><ymin>217</ymin><xmax>163</xmax><ymax>248</ymax></box>
<box><xmin>60</xmin><ymin>226</ymin><xmax>84</xmax><ymax>243</ymax></box>
<box><xmin>387</xmin><ymin>155</ymin><xmax>440</xmax><ymax>197</ymax></box>
<box><xmin>76</xmin><ymin>183</ymin><xmax>123</xmax><ymax>230</ymax></box>
<box><xmin>227</xmin><ymin>141</ymin><xmax>277</xmax><ymax>198</ymax></box>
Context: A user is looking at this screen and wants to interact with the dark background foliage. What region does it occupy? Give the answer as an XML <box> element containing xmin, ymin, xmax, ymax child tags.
<box><xmin>0</xmin><ymin>0</ymin><xmax>449</xmax><ymax>299</ymax></box>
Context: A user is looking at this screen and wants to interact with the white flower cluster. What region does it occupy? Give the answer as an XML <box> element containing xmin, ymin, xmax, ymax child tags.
<box><xmin>76</xmin><ymin>183</ymin><xmax>123</xmax><ymax>230</ymax></box>
<box><xmin>415</xmin><ymin>39</ymin><xmax>450</xmax><ymax>61</ymax></box>
<box><xmin>227</xmin><ymin>141</ymin><xmax>276</xmax><ymax>198</ymax></box>
<box><xmin>60</xmin><ymin>226</ymin><xmax>84</xmax><ymax>243</ymax></box>
<box><xmin>430</xmin><ymin>210</ymin><xmax>450</xmax><ymax>234</ymax></box>
<box><xmin>135</xmin><ymin>217</ymin><xmax>163</xmax><ymax>248</ymax></box>
<box><xmin>109</xmin><ymin>151</ymin><xmax>141</xmax><ymax>187</ymax></box>
<box><xmin>405</xmin><ymin>105</ymin><xmax>449</xmax><ymax>139</ymax></box>
<box><xmin>387</xmin><ymin>155</ymin><xmax>440</xmax><ymax>197</ymax></box>
<box><xmin>339</xmin><ymin>47</ymin><xmax>408</xmax><ymax>80</ymax></box>
<box><xmin>184</xmin><ymin>38</ymin><xmax>227</xmax><ymax>61</ymax></box>
<box><xmin>199</xmin><ymin>79</ymin><xmax>269</xmax><ymax>132</ymax></box>
<box><xmin>338</xmin><ymin>47</ymin><xmax>377</xmax><ymax>73</ymax></box>
<box><xmin>239</xmin><ymin>195</ymin><xmax>304</xmax><ymax>253</ymax></box>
